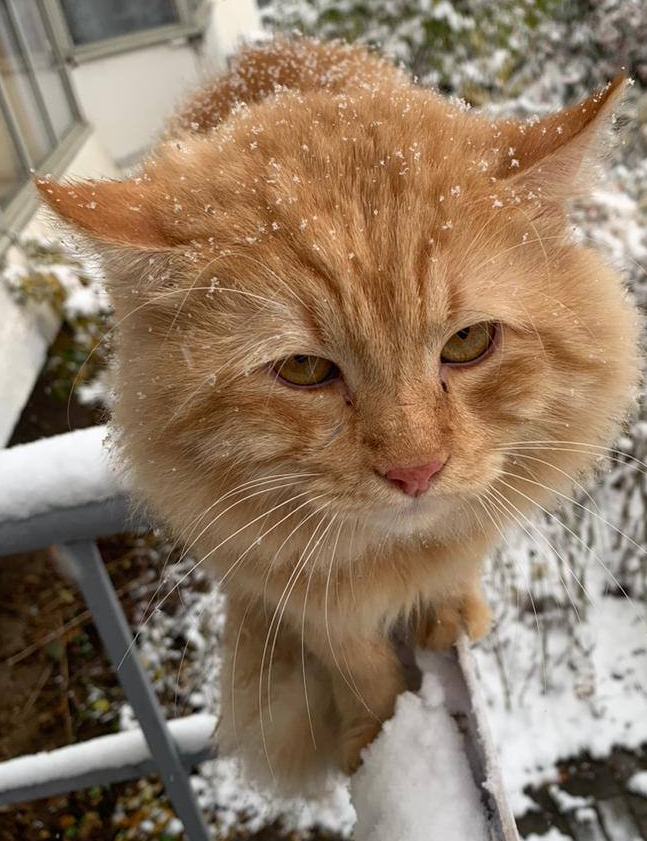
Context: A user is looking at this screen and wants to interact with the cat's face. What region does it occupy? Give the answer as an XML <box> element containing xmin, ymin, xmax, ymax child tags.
<box><xmin>40</xmin><ymin>82</ymin><xmax>639</xmax><ymax>549</ymax></box>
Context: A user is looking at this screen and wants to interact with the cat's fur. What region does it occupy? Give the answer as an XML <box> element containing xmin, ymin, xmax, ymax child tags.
<box><xmin>38</xmin><ymin>37</ymin><xmax>641</xmax><ymax>786</ymax></box>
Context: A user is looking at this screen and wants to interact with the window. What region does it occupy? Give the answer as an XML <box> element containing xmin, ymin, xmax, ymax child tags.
<box><xmin>59</xmin><ymin>0</ymin><xmax>177</xmax><ymax>46</ymax></box>
<box><xmin>0</xmin><ymin>0</ymin><xmax>81</xmax><ymax>219</ymax></box>
<box><xmin>44</xmin><ymin>0</ymin><xmax>211</xmax><ymax>62</ymax></box>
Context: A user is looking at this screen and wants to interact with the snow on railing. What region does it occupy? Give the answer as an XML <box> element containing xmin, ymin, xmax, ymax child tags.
<box><xmin>0</xmin><ymin>429</ymin><xmax>519</xmax><ymax>840</ymax></box>
<box><xmin>0</xmin><ymin>714</ymin><xmax>215</xmax><ymax>807</ymax></box>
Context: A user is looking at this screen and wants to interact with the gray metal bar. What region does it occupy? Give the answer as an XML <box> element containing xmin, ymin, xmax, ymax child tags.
<box><xmin>0</xmin><ymin>71</ymin><xmax>33</xmax><ymax>172</ymax></box>
<box><xmin>59</xmin><ymin>540</ymin><xmax>212</xmax><ymax>841</ymax></box>
<box><xmin>0</xmin><ymin>746</ymin><xmax>213</xmax><ymax>808</ymax></box>
<box><xmin>36</xmin><ymin>0</ymin><xmax>83</xmax><ymax>122</ymax></box>
<box><xmin>0</xmin><ymin>494</ymin><xmax>143</xmax><ymax>556</ymax></box>
<box><xmin>5</xmin><ymin>0</ymin><xmax>58</xmax><ymax>145</ymax></box>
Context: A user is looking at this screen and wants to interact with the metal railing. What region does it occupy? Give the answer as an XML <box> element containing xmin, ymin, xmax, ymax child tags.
<box><xmin>0</xmin><ymin>426</ymin><xmax>519</xmax><ymax>840</ymax></box>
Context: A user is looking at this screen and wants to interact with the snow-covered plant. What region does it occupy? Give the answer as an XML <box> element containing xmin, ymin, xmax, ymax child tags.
<box><xmin>263</xmin><ymin>0</ymin><xmax>562</xmax><ymax>98</ymax></box>
<box><xmin>2</xmin><ymin>236</ymin><xmax>111</xmax><ymax>403</ymax></box>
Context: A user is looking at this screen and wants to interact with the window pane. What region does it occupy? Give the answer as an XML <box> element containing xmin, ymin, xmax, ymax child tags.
<box><xmin>0</xmin><ymin>2</ymin><xmax>51</xmax><ymax>166</ymax></box>
<box><xmin>10</xmin><ymin>0</ymin><xmax>74</xmax><ymax>141</ymax></box>
<box><xmin>60</xmin><ymin>0</ymin><xmax>177</xmax><ymax>45</ymax></box>
<box><xmin>0</xmin><ymin>109</ymin><xmax>24</xmax><ymax>205</ymax></box>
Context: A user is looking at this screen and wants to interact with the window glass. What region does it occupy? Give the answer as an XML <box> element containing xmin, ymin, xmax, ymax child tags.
<box><xmin>10</xmin><ymin>0</ymin><xmax>74</xmax><ymax>141</ymax></box>
<box><xmin>60</xmin><ymin>0</ymin><xmax>178</xmax><ymax>46</ymax></box>
<box><xmin>0</xmin><ymin>1</ymin><xmax>51</xmax><ymax>166</ymax></box>
<box><xmin>0</xmin><ymin>109</ymin><xmax>24</xmax><ymax>205</ymax></box>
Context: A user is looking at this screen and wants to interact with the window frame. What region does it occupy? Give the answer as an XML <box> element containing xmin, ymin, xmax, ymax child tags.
<box><xmin>0</xmin><ymin>0</ymin><xmax>87</xmax><ymax>254</ymax></box>
<box><xmin>41</xmin><ymin>0</ymin><xmax>212</xmax><ymax>64</ymax></box>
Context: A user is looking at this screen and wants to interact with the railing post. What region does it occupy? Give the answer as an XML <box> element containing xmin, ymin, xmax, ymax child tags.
<box><xmin>58</xmin><ymin>540</ymin><xmax>211</xmax><ymax>841</ymax></box>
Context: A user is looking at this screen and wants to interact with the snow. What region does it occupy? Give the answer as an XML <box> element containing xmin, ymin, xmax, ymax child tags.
<box><xmin>475</xmin><ymin>595</ymin><xmax>647</xmax><ymax>815</ymax></box>
<box><xmin>0</xmin><ymin>713</ymin><xmax>214</xmax><ymax>792</ymax></box>
<box><xmin>0</xmin><ymin>425</ymin><xmax>121</xmax><ymax>522</ymax></box>
<box><xmin>548</xmin><ymin>786</ymin><xmax>592</xmax><ymax>813</ymax></box>
<box><xmin>351</xmin><ymin>672</ymin><xmax>488</xmax><ymax>841</ymax></box>
<box><xmin>628</xmin><ymin>772</ymin><xmax>647</xmax><ymax>797</ymax></box>
<box><xmin>525</xmin><ymin>830</ymin><xmax>573</xmax><ymax>841</ymax></box>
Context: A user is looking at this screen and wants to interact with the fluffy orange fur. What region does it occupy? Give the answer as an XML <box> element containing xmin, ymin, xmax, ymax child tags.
<box><xmin>38</xmin><ymin>37</ymin><xmax>641</xmax><ymax>786</ymax></box>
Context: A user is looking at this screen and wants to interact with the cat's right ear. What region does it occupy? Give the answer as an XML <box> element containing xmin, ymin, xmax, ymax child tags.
<box><xmin>34</xmin><ymin>175</ymin><xmax>191</xmax><ymax>300</ymax></box>
<box><xmin>35</xmin><ymin>176</ymin><xmax>170</xmax><ymax>249</ymax></box>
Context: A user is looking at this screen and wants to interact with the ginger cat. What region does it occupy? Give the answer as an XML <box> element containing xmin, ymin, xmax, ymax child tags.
<box><xmin>38</xmin><ymin>37</ymin><xmax>640</xmax><ymax>787</ymax></box>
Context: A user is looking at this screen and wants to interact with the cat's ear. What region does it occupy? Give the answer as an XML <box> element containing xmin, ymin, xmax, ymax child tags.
<box><xmin>35</xmin><ymin>176</ymin><xmax>171</xmax><ymax>249</ymax></box>
<box><xmin>494</xmin><ymin>76</ymin><xmax>628</xmax><ymax>199</ymax></box>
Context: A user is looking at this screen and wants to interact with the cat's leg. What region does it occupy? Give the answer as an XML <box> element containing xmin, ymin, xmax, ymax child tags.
<box><xmin>217</xmin><ymin>595</ymin><xmax>338</xmax><ymax>790</ymax></box>
<box><xmin>415</xmin><ymin>583</ymin><xmax>492</xmax><ymax>650</ymax></box>
<box><xmin>312</xmin><ymin>634</ymin><xmax>408</xmax><ymax>775</ymax></box>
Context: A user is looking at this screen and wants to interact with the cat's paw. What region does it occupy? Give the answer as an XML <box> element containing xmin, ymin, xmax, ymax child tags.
<box><xmin>340</xmin><ymin>720</ymin><xmax>382</xmax><ymax>776</ymax></box>
<box><xmin>462</xmin><ymin>592</ymin><xmax>492</xmax><ymax>642</ymax></box>
<box><xmin>419</xmin><ymin>603</ymin><xmax>462</xmax><ymax>650</ymax></box>
<box><xmin>418</xmin><ymin>592</ymin><xmax>492</xmax><ymax>650</ymax></box>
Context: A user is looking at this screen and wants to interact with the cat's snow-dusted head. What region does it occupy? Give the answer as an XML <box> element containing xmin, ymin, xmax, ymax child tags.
<box><xmin>38</xmin><ymin>71</ymin><xmax>639</xmax><ymax>548</ymax></box>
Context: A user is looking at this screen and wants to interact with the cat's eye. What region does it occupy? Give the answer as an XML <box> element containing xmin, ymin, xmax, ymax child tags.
<box><xmin>273</xmin><ymin>355</ymin><xmax>339</xmax><ymax>387</ymax></box>
<box><xmin>440</xmin><ymin>322</ymin><xmax>496</xmax><ymax>365</ymax></box>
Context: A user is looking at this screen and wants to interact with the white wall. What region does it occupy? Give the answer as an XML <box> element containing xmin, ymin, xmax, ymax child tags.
<box><xmin>67</xmin><ymin>0</ymin><xmax>261</xmax><ymax>166</ymax></box>
<box><xmin>69</xmin><ymin>41</ymin><xmax>201</xmax><ymax>165</ymax></box>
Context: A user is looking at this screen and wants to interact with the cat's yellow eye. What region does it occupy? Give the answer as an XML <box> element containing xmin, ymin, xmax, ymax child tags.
<box><xmin>273</xmin><ymin>355</ymin><xmax>339</xmax><ymax>387</ymax></box>
<box><xmin>440</xmin><ymin>322</ymin><xmax>496</xmax><ymax>365</ymax></box>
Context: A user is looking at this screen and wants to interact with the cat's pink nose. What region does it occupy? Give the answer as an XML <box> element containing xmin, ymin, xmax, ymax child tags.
<box><xmin>384</xmin><ymin>459</ymin><xmax>446</xmax><ymax>497</ymax></box>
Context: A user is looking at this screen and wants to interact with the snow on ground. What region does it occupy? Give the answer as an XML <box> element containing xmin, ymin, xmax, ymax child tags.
<box><xmin>629</xmin><ymin>771</ymin><xmax>647</xmax><ymax>797</ymax></box>
<box><xmin>475</xmin><ymin>594</ymin><xmax>647</xmax><ymax>815</ymax></box>
<box><xmin>525</xmin><ymin>830</ymin><xmax>574</xmax><ymax>841</ymax></box>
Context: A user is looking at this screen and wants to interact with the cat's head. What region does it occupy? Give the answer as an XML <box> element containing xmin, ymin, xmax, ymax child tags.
<box><xmin>38</xmin><ymin>73</ymin><xmax>640</xmax><ymax>552</ymax></box>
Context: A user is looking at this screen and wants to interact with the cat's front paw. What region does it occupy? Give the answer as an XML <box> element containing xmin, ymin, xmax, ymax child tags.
<box><xmin>340</xmin><ymin>720</ymin><xmax>382</xmax><ymax>776</ymax></box>
<box><xmin>463</xmin><ymin>591</ymin><xmax>492</xmax><ymax>642</ymax></box>
<box><xmin>418</xmin><ymin>592</ymin><xmax>492</xmax><ymax>650</ymax></box>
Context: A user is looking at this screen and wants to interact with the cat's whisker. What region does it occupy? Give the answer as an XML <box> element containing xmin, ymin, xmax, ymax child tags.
<box><xmin>494</xmin><ymin>472</ymin><xmax>645</xmax><ymax>625</ymax></box>
<box><xmin>497</xmin><ymin>450</ymin><xmax>600</xmax><ymax>512</ymax></box>
<box><xmin>129</xmin><ymin>487</ymin><xmax>322</xmax><ymax>659</ymax></box>
<box><xmin>300</xmin><ymin>516</ymin><xmax>339</xmax><ymax>748</ymax></box>
<box><xmin>497</xmin><ymin>440</ymin><xmax>647</xmax><ymax>476</ymax></box>
<box><xmin>480</xmin><ymin>488</ymin><xmax>548</xmax><ymax>694</ymax></box>
<box><xmin>225</xmin><ymin>249</ymin><xmax>310</xmax><ymax>312</ymax></box>
<box><xmin>323</xmin><ymin>519</ymin><xmax>372</xmax><ymax>712</ymax></box>
<box><xmin>123</xmin><ymin>477</ymin><xmax>314</xmax><ymax>666</ymax></box>
<box><xmin>174</xmin><ymin>478</ymin><xmax>315</xmax><ymax>569</ymax></box>
<box><xmin>256</xmin><ymin>504</ymin><xmax>333</xmax><ymax>779</ymax></box>
<box><xmin>265</xmin><ymin>511</ymin><xmax>336</xmax><ymax>721</ymax></box>
<box><xmin>466</xmin><ymin>232</ymin><xmax>566</xmax><ymax>278</ymax></box>
<box><xmin>496</xmin><ymin>468</ymin><xmax>647</xmax><ymax>566</ymax></box>
<box><xmin>489</xmin><ymin>484</ymin><xmax>589</xmax><ymax>622</ymax></box>
<box><xmin>137</xmin><ymin>472</ymin><xmax>318</xmax><ymax>629</ymax></box>
<box><xmin>230</xmin><ymin>596</ymin><xmax>255</xmax><ymax>752</ymax></box>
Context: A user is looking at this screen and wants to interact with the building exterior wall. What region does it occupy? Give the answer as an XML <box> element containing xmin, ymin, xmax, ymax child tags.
<box><xmin>66</xmin><ymin>0</ymin><xmax>261</xmax><ymax>166</ymax></box>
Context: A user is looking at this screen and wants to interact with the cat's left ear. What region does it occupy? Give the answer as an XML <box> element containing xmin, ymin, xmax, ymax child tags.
<box><xmin>493</xmin><ymin>76</ymin><xmax>628</xmax><ymax>200</ymax></box>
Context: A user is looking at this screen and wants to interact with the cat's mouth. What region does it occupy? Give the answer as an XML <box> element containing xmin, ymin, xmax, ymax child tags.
<box><xmin>344</xmin><ymin>487</ymin><xmax>460</xmax><ymax>536</ymax></box>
